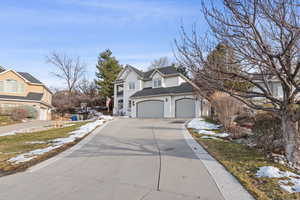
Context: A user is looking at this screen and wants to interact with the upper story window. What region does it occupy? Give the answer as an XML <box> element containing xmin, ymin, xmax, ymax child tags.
<box><xmin>5</xmin><ymin>79</ymin><xmax>18</xmax><ymax>93</ymax></box>
<box><xmin>153</xmin><ymin>78</ymin><xmax>162</xmax><ymax>88</ymax></box>
<box><xmin>0</xmin><ymin>79</ymin><xmax>25</xmax><ymax>93</ymax></box>
<box><xmin>128</xmin><ymin>82</ymin><xmax>135</xmax><ymax>90</ymax></box>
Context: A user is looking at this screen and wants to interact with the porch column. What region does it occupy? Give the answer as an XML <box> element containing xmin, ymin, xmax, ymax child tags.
<box><xmin>113</xmin><ymin>83</ymin><xmax>118</xmax><ymax>115</ymax></box>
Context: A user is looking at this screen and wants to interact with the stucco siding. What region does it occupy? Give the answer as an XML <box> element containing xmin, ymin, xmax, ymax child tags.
<box><xmin>123</xmin><ymin>70</ymin><xmax>142</xmax><ymax>116</ymax></box>
<box><xmin>164</xmin><ymin>76</ymin><xmax>179</xmax><ymax>87</ymax></box>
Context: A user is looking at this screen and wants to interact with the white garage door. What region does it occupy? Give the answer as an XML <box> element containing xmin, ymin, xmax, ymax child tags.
<box><xmin>137</xmin><ymin>100</ymin><xmax>164</xmax><ymax>118</ymax></box>
<box><xmin>175</xmin><ymin>98</ymin><xmax>196</xmax><ymax>118</ymax></box>
<box><xmin>39</xmin><ymin>109</ymin><xmax>47</xmax><ymax>120</ymax></box>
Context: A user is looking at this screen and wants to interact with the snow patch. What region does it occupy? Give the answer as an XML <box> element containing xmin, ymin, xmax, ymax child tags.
<box><xmin>256</xmin><ymin>166</ymin><xmax>300</xmax><ymax>193</ymax></box>
<box><xmin>201</xmin><ymin>136</ymin><xmax>220</xmax><ymax>140</ymax></box>
<box><xmin>99</xmin><ymin>115</ymin><xmax>113</xmax><ymax>120</ymax></box>
<box><xmin>8</xmin><ymin>120</ymin><xmax>104</xmax><ymax>164</ymax></box>
<box><xmin>187</xmin><ymin>118</ymin><xmax>221</xmax><ymax>130</ymax></box>
<box><xmin>215</xmin><ymin>133</ymin><xmax>230</xmax><ymax>138</ymax></box>
<box><xmin>188</xmin><ymin>118</ymin><xmax>229</xmax><ymax>138</ymax></box>
<box><xmin>198</xmin><ymin>130</ymin><xmax>216</xmax><ymax>135</ymax></box>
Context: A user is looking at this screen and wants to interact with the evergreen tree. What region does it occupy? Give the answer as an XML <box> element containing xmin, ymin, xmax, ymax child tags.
<box><xmin>95</xmin><ymin>49</ymin><xmax>122</xmax><ymax>98</ymax></box>
<box><xmin>176</xmin><ymin>64</ymin><xmax>189</xmax><ymax>78</ymax></box>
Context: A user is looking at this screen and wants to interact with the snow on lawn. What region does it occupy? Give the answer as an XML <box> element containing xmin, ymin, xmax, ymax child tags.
<box><xmin>8</xmin><ymin>120</ymin><xmax>105</xmax><ymax>164</ymax></box>
<box><xmin>188</xmin><ymin>118</ymin><xmax>229</xmax><ymax>138</ymax></box>
<box><xmin>187</xmin><ymin>118</ymin><xmax>221</xmax><ymax>130</ymax></box>
<box><xmin>256</xmin><ymin>166</ymin><xmax>300</xmax><ymax>193</ymax></box>
<box><xmin>201</xmin><ymin>136</ymin><xmax>220</xmax><ymax>140</ymax></box>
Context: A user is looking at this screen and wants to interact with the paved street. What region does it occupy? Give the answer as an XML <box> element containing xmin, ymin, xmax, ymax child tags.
<box><xmin>0</xmin><ymin>119</ymin><xmax>225</xmax><ymax>200</ymax></box>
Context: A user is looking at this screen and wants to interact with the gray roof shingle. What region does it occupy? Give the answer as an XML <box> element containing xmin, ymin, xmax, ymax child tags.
<box><xmin>131</xmin><ymin>83</ymin><xmax>194</xmax><ymax>98</ymax></box>
<box><xmin>17</xmin><ymin>72</ymin><xmax>43</xmax><ymax>84</ymax></box>
<box><xmin>127</xmin><ymin>66</ymin><xmax>179</xmax><ymax>80</ymax></box>
<box><xmin>0</xmin><ymin>92</ymin><xmax>44</xmax><ymax>101</ymax></box>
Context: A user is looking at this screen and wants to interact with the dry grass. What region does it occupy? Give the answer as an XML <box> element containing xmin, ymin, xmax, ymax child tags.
<box><xmin>0</xmin><ymin>122</ymin><xmax>89</xmax><ymax>175</ymax></box>
<box><xmin>0</xmin><ymin>116</ymin><xmax>18</xmax><ymax>127</ymax></box>
<box><xmin>188</xmin><ymin>128</ymin><xmax>300</xmax><ymax>200</ymax></box>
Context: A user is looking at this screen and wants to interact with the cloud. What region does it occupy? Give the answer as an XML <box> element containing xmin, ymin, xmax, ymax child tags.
<box><xmin>0</xmin><ymin>0</ymin><xmax>199</xmax><ymax>29</ymax></box>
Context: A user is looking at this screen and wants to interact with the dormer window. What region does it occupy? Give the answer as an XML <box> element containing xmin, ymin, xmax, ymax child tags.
<box><xmin>153</xmin><ymin>78</ymin><xmax>162</xmax><ymax>88</ymax></box>
<box><xmin>129</xmin><ymin>82</ymin><xmax>135</xmax><ymax>90</ymax></box>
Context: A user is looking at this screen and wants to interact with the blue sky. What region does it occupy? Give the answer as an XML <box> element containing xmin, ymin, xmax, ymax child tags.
<box><xmin>0</xmin><ymin>0</ymin><xmax>206</xmax><ymax>88</ymax></box>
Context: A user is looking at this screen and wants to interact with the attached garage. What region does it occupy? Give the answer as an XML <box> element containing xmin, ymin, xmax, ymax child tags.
<box><xmin>39</xmin><ymin>108</ymin><xmax>48</xmax><ymax>120</ymax></box>
<box><xmin>175</xmin><ymin>98</ymin><xmax>196</xmax><ymax>118</ymax></box>
<box><xmin>137</xmin><ymin>100</ymin><xmax>164</xmax><ymax>118</ymax></box>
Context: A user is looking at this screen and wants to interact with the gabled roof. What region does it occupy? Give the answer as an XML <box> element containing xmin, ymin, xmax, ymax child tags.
<box><xmin>131</xmin><ymin>82</ymin><xmax>194</xmax><ymax>98</ymax></box>
<box><xmin>0</xmin><ymin>66</ymin><xmax>5</xmax><ymax>73</ymax></box>
<box><xmin>17</xmin><ymin>72</ymin><xmax>43</xmax><ymax>84</ymax></box>
<box><xmin>0</xmin><ymin>67</ymin><xmax>43</xmax><ymax>85</ymax></box>
<box><xmin>142</xmin><ymin>66</ymin><xmax>179</xmax><ymax>79</ymax></box>
<box><xmin>117</xmin><ymin>65</ymin><xmax>180</xmax><ymax>82</ymax></box>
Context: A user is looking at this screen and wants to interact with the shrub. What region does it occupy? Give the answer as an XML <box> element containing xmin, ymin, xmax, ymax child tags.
<box><xmin>230</xmin><ymin>125</ymin><xmax>251</xmax><ymax>139</ymax></box>
<box><xmin>210</xmin><ymin>92</ymin><xmax>243</xmax><ymax>130</ymax></box>
<box><xmin>11</xmin><ymin>107</ymin><xmax>28</xmax><ymax>121</ymax></box>
<box><xmin>252</xmin><ymin>112</ymin><xmax>283</xmax><ymax>153</ymax></box>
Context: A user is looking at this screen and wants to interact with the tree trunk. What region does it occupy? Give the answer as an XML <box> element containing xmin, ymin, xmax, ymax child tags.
<box><xmin>282</xmin><ymin>113</ymin><xmax>300</xmax><ymax>166</ymax></box>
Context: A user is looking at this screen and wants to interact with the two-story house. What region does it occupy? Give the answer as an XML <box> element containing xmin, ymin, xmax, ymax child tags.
<box><xmin>0</xmin><ymin>66</ymin><xmax>53</xmax><ymax>120</ymax></box>
<box><xmin>113</xmin><ymin>65</ymin><xmax>210</xmax><ymax>118</ymax></box>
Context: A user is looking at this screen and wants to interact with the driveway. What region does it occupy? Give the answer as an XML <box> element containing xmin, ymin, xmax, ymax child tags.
<box><xmin>0</xmin><ymin>120</ymin><xmax>54</xmax><ymax>136</ymax></box>
<box><xmin>0</xmin><ymin>119</ymin><xmax>225</xmax><ymax>200</ymax></box>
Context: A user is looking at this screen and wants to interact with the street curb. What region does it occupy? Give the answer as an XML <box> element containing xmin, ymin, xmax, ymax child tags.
<box><xmin>27</xmin><ymin>119</ymin><xmax>116</xmax><ymax>173</ymax></box>
<box><xmin>182</xmin><ymin>123</ymin><xmax>254</xmax><ymax>200</ymax></box>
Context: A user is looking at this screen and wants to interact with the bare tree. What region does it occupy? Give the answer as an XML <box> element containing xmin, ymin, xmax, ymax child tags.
<box><xmin>175</xmin><ymin>0</ymin><xmax>300</xmax><ymax>166</ymax></box>
<box><xmin>77</xmin><ymin>78</ymin><xmax>97</xmax><ymax>97</ymax></box>
<box><xmin>47</xmin><ymin>52</ymin><xmax>86</xmax><ymax>93</ymax></box>
<box><xmin>148</xmin><ymin>56</ymin><xmax>171</xmax><ymax>70</ymax></box>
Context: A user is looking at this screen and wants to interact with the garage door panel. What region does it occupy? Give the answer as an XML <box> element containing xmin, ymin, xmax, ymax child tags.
<box><xmin>175</xmin><ymin>98</ymin><xmax>195</xmax><ymax>118</ymax></box>
<box><xmin>137</xmin><ymin>100</ymin><xmax>164</xmax><ymax>118</ymax></box>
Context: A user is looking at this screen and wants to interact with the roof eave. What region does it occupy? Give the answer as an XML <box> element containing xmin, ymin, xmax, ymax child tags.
<box><xmin>130</xmin><ymin>92</ymin><xmax>195</xmax><ymax>99</ymax></box>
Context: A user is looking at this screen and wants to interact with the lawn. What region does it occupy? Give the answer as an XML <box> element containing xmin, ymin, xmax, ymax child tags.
<box><xmin>188</xmin><ymin>127</ymin><xmax>300</xmax><ymax>200</ymax></box>
<box><xmin>0</xmin><ymin>121</ymin><xmax>89</xmax><ymax>174</ymax></box>
<box><xmin>0</xmin><ymin>116</ymin><xmax>18</xmax><ymax>127</ymax></box>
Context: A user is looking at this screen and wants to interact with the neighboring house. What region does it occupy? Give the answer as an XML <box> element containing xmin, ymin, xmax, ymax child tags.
<box><xmin>0</xmin><ymin>66</ymin><xmax>53</xmax><ymax>120</ymax></box>
<box><xmin>251</xmin><ymin>73</ymin><xmax>283</xmax><ymax>99</ymax></box>
<box><xmin>113</xmin><ymin>65</ymin><xmax>210</xmax><ymax>118</ymax></box>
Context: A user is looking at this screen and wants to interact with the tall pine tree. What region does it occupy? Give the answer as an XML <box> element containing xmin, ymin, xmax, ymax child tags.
<box><xmin>95</xmin><ymin>49</ymin><xmax>122</xmax><ymax>98</ymax></box>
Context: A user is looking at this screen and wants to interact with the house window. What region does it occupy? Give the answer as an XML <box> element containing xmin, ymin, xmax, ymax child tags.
<box><xmin>128</xmin><ymin>100</ymin><xmax>132</xmax><ymax>111</ymax></box>
<box><xmin>129</xmin><ymin>82</ymin><xmax>135</xmax><ymax>90</ymax></box>
<box><xmin>18</xmin><ymin>83</ymin><xmax>25</xmax><ymax>93</ymax></box>
<box><xmin>277</xmin><ymin>85</ymin><xmax>283</xmax><ymax>97</ymax></box>
<box><xmin>5</xmin><ymin>79</ymin><xmax>18</xmax><ymax>93</ymax></box>
<box><xmin>153</xmin><ymin>79</ymin><xmax>162</xmax><ymax>88</ymax></box>
<box><xmin>0</xmin><ymin>81</ymin><xmax>3</xmax><ymax>92</ymax></box>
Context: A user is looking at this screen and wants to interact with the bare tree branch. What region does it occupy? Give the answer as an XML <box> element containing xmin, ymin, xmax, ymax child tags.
<box><xmin>47</xmin><ymin>52</ymin><xmax>86</xmax><ymax>93</ymax></box>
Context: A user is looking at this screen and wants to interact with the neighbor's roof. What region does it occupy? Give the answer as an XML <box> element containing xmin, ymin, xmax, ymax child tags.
<box><xmin>0</xmin><ymin>67</ymin><xmax>5</xmax><ymax>73</ymax></box>
<box><xmin>17</xmin><ymin>72</ymin><xmax>43</xmax><ymax>84</ymax></box>
<box><xmin>131</xmin><ymin>82</ymin><xmax>194</xmax><ymax>98</ymax></box>
<box><xmin>0</xmin><ymin>92</ymin><xmax>44</xmax><ymax>101</ymax></box>
<box><xmin>121</xmin><ymin>65</ymin><xmax>180</xmax><ymax>81</ymax></box>
<box><xmin>0</xmin><ymin>66</ymin><xmax>43</xmax><ymax>84</ymax></box>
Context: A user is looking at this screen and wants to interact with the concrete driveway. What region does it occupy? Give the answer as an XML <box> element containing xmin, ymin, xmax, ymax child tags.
<box><xmin>0</xmin><ymin>118</ymin><xmax>225</xmax><ymax>200</ymax></box>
